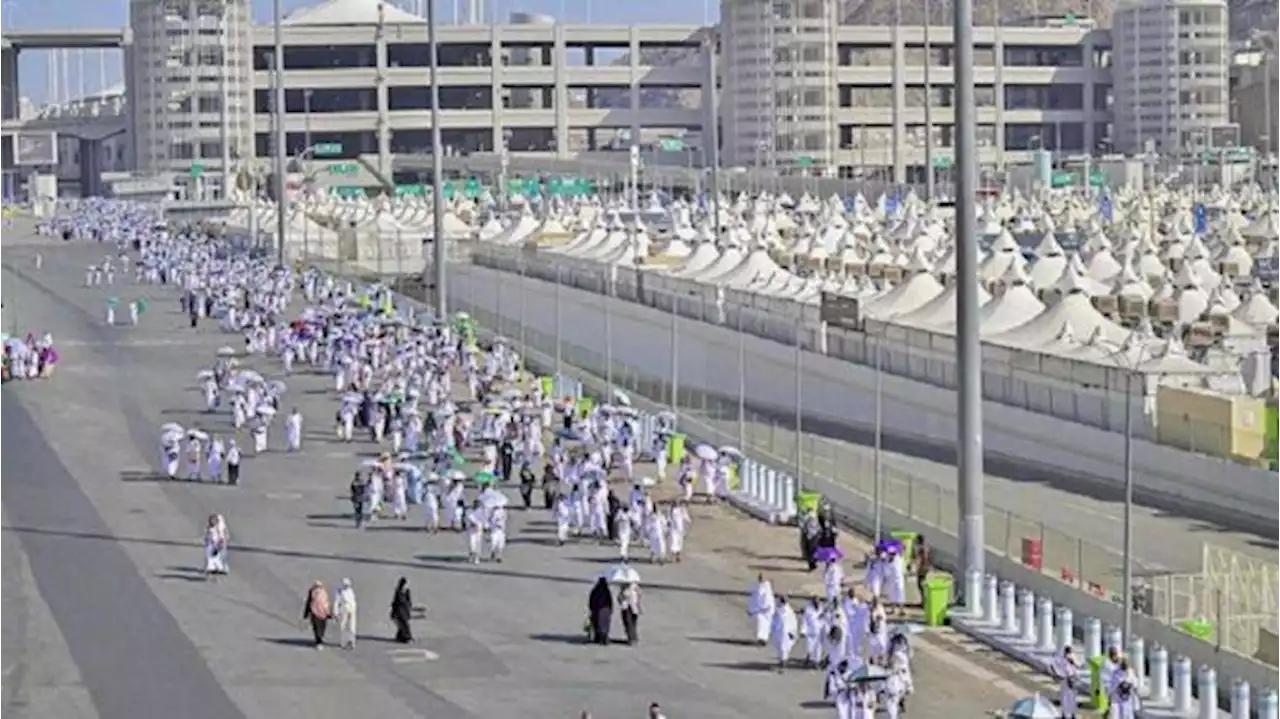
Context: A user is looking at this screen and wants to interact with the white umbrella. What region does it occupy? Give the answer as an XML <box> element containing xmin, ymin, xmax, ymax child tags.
<box><xmin>187</xmin><ymin>429</ymin><xmax>210</xmax><ymax>441</ymax></box>
<box><xmin>256</xmin><ymin>405</ymin><xmax>277</xmax><ymax>417</ymax></box>
<box><xmin>694</xmin><ymin>444</ymin><xmax>719</xmax><ymax>461</ymax></box>
<box><xmin>216</xmin><ymin>346</ymin><xmax>237</xmax><ymax>357</ymax></box>
<box><xmin>604</xmin><ymin>563</ymin><xmax>642</xmax><ymax>585</ymax></box>
<box><xmin>638</xmin><ymin>476</ymin><xmax>657</xmax><ymax>488</ymax></box>
<box><xmin>160</xmin><ymin>422</ymin><xmax>184</xmax><ymax>434</ymax></box>
<box><xmin>1006</xmin><ymin>694</ymin><xmax>1061</xmax><ymax>719</ymax></box>
<box><xmin>718</xmin><ymin>446</ymin><xmax>744</xmax><ymax>460</ymax></box>
<box><xmin>613</xmin><ymin>406</ymin><xmax>639</xmax><ymax>417</ymax></box>
<box><xmin>236</xmin><ymin>370</ymin><xmax>264</xmax><ymax>385</ymax></box>
<box><xmin>480</xmin><ymin>491</ymin><xmax>509</xmax><ymax>509</ymax></box>
<box><xmin>196</xmin><ymin>369</ymin><xmax>215</xmax><ymax>380</ymax></box>
<box><xmin>361</xmin><ymin>458</ymin><xmax>386</xmax><ymax>468</ymax></box>
<box><xmin>342</xmin><ymin>392</ymin><xmax>364</xmax><ymax>404</ymax></box>
<box><xmin>267</xmin><ymin>379</ymin><xmax>288</xmax><ymax>395</ymax></box>
<box><xmin>612</xmin><ymin>389</ymin><xmax>631</xmax><ymax>406</ymax></box>
<box><xmin>448</xmin><ymin>469</ymin><xmax>468</xmax><ymax>481</ymax></box>
<box><xmin>160</xmin><ymin>428</ymin><xmax>184</xmax><ymax>444</ymax></box>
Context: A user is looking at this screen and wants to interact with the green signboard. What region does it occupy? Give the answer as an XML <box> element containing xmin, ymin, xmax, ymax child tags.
<box><xmin>189</xmin><ymin>163</ymin><xmax>204</xmax><ymax>178</ymax></box>
<box><xmin>659</xmin><ymin>138</ymin><xmax>685</xmax><ymax>152</ymax></box>
<box><xmin>395</xmin><ymin>184</ymin><xmax>426</xmax><ymax>197</ymax></box>
<box><xmin>798</xmin><ymin>156</ymin><xmax>815</xmax><ymax>167</ymax></box>
<box><xmin>314</xmin><ymin>142</ymin><xmax>343</xmax><ymax>157</ymax></box>
<box><xmin>464</xmin><ymin>178</ymin><xmax>483</xmax><ymax>198</ymax></box>
<box><xmin>329</xmin><ymin>163</ymin><xmax>359</xmax><ymax>176</ymax></box>
<box><xmin>931</xmin><ymin>156</ymin><xmax>953</xmax><ymax>169</ymax></box>
<box><xmin>1050</xmin><ymin>169</ymin><xmax>1107</xmax><ymax>188</ymax></box>
<box><xmin>334</xmin><ymin>186</ymin><xmax>365</xmax><ymax>198</ymax></box>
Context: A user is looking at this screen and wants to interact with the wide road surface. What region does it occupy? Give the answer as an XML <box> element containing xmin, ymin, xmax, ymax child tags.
<box><xmin>445</xmin><ymin>263</ymin><xmax>1278</xmax><ymax>600</ymax></box>
<box><xmin>1</xmin><ymin>228</ymin><xmax>1059</xmax><ymax>719</ymax></box>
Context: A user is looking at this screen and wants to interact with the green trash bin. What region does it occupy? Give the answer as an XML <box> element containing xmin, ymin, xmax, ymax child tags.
<box><xmin>922</xmin><ymin>575</ymin><xmax>953</xmax><ymax>626</ymax></box>
<box><xmin>796</xmin><ymin>490</ymin><xmax>822</xmax><ymax>514</ymax></box>
<box><xmin>891</xmin><ymin>530</ymin><xmax>919</xmax><ymax>559</ymax></box>
<box><xmin>1088</xmin><ymin>655</ymin><xmax>1109</xmax><ymax>714</ymax></box>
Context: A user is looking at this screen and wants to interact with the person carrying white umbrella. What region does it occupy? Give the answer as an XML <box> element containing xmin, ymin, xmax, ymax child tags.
<box><xmin>185</xmin><ymin>429</ymin><xmax>208</xmax><ymax>481</ymax></box>
<box><xmin>252</xmin><ymin>405</ymin><xmax>275</xmax><ymax>454</ymax></box>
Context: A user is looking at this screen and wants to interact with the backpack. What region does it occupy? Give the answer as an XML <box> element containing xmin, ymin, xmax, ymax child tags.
<box><xmin>309</xmin><ymin>588</ymin><xmax>331</xmax><ymax>619</ymax></box>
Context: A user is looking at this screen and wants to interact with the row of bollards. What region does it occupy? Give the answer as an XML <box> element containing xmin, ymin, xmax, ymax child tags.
<box><xmin>967</xmin><ymin>570</ymin><xmax>1275</xmax><ymax>718</ymax></box>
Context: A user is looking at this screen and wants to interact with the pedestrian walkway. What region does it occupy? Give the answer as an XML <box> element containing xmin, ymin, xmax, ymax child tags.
<box><xmin>2</xmin><ymin>235</ymin><xmax>1069</xmax><ymax>719</ymax></box>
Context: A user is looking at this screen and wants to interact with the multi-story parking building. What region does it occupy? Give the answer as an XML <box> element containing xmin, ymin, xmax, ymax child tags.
<box><xmin>6</xmin><ymin>0</ymin><xmax>1245</xmax><ymax>194</ymax></box>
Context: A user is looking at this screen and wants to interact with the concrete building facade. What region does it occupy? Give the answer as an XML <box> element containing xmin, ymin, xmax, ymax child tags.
<box><xmin>126</xmin><ymin>0</ymin><xmax>255</xmax><ymax>191</ymax></box>
<box><xmin>1111</xmin><ymin>0</ymin><xmax>1236</xmax><ymax>154</ymax></box>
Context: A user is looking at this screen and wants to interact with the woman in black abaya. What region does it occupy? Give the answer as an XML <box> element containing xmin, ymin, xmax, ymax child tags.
<box><xmin>587</xmin><ymin>578</ymin><xmax>613</xmax><ymax>645</ymax></box>
<box><xmin>390</xmin><ymin>577</ymin><xmax>414</xmax><ymax>643</ymax></box>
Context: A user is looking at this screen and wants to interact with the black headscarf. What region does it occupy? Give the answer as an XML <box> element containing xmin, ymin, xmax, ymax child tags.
<box><xmin>392</xmin><ymin>577</ymin><xmax>412</xmax><ymax>615</ymax></box>
<box><xmin>588</xmin><ymin>578</ymin><xmax>613</xmax><ymax>611</ymax></box>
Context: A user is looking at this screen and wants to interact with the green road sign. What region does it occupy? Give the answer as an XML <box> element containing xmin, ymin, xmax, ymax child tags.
<box><xmin>464</xmin><ymin>178</ymin><xmax>483</xmax><ymax>198</ymax></box>
<box><xmin>931</xmin><ymin>156</ymin><xmax>953</xmax><ymax>169</ymax></box>
<box><xmin>329</xmin><ymin>163</ymin><xmax>359</xmax><ymax>176</ymax></box>
<box><xmin>190</xmin><ymin>163</ymin><xmax>204</xmax><ymax>178</ymax></box>
<box><xmin>395</xmin><ymin>184</ymin><xmax>425</xmax><ymax>196</ymax></box>
<box><xmin>659</xmin><ymin>138</ymin><xmax>685</xmax><ymax>152</ymax></box>
<box><xmin>314</xmin><ymin>142</ymin><xmax>343</xmax><ymax>157</ymax></box>
<box><xmin>335</xmin><ymin>186</ymin><xmax>365</xmax><ymax>198</ymax></box>
<box><xmin>1064</xmin><ymin>12</ymin><xmax>1078</xmax><ymax>25</ymax></box>
<box><xmin>798</xmin><ymin>156</ymin><xmax>815</xmax><ymax>167</ymax></box>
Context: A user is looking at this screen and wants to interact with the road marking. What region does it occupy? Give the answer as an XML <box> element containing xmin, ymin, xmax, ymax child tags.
<box><xmin>387</xmin><ymin>647</ymin><xmax>439</xmax><ymax>662</ymax></box>
<box><xmin>263</xmin><ymin>491</ymin><xmax>303</xmax><ymax>500</ymax></box>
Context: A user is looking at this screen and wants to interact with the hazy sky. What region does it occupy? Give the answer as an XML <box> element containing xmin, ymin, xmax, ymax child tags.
<box><xmin>9</xmin><ymin>0</ymin><xmax>719</xmax><ymax>104</ymax></box>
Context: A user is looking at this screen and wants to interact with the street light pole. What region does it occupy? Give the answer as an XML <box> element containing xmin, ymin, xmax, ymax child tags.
<box><xmin>953</xmin><ymin>0</ymin><xmax>986</xmax><ymax>592</ymax></box>
<box><xmin>428</xmin><ymin>0</ymin><xmax>447</xmax><ymax>316</ymax></box>
<box><xmin>873</xmin><ymin>336</ymin><xmax>884</xmax><ymax>540</ymax></box>
<box><xmin>1122</xmin><ymin>367</ymin><xmax>1135</xmax><ymax>643</ymax></box>
<box><xmin>793</xmin><ymin>327</ymin><xmax>803</xmax><ymax>490</ymax></box>
<box><xmin>271</xmin><ymin>0</ymin><xmax>287</xmax><ymax>267</ymax></box>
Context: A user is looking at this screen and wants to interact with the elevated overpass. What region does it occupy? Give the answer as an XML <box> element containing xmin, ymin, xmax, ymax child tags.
<box><xmin>2</xmin><ymin>28</ymin><xmax>130</xmax><ymax>125</ymax></box>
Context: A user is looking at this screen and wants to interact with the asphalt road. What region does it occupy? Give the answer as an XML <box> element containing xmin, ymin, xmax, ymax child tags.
<box><xmin>444</xmin><ymin>263</ymin><xmax>1278</xmax><ymax>599</ymax></box>
<box><xmin>1</xmin><ymin>230</ymin><xmax>1060</xmax><ymax>719</ymax></box>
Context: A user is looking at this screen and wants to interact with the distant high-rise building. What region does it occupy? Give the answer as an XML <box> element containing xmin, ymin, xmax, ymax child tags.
<box><xmin>127</xmin><ymin>0</ymin><xmax>255</xmax><ymax>183</ymax></box>
<box><xmin>1111</xmin><ymin>0</ymin><xmax>1235</xmax><ymax>154</ymax></box>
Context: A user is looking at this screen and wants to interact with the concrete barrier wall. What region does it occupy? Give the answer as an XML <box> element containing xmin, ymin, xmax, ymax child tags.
<box><xmin>448</xmin><ymin>263</ymin><xmax>1280</xmax><ymax>530</ymax></box>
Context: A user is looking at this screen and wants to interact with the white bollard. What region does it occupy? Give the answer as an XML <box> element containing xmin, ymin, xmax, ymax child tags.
<box><xmin>34</xmin><ymin>253</ymin><xmax>42</xmax><ymax>269</ymax></box>
<box><xmin>1173</xmin><ymin>657</ymin><xmax>1194</xmax><ymax>715</ymax></box>
<box><xmin>1105</xmin><ymin>626</ymin><xmax>1124</xmax><ymax>656</ymax></box>
<box><xmin>983</xmin><ymin>575</ymin><xmax>1000</xmax><ymax>625</ymax></box>
<box><xmin>1127</xmin><ymin>636</ymin><xmax>1146</xmax><ymax>691</ymax></box>
<box><xmin>1198</xmin><ymin>667</ymin><xmax>1218</xmax><ymax>719</ymax></box>
<box><xmin>780</xmin><ymin>475</ymin><xmax>796</xmax><ymax>518</ymax></box>
<box><xmin>1000</xmin><ymin>581</ymin><xmax>1018</xmax><ymax>633</ymax></box>
<box><xmin>85</xmin><ymin>269</ymin><xmax>94</xmax><ymax>286</ymax></box>
<box><xmin>965</xmin><ymin>569</ymin><xmax>983</xmax><ymax>618</ymax></box>
<box><xmin>1018</xmin><ymin>589</ymin><xmax>1036</xmax><ymax>643</ymax></box>
<box><xmin>105</xmin><ymin>305</ymin><xmax>115</xmax><ymax>325</ymax></box>
<box><xmin>1036</xmin><ymin>598</ymin><xmax>1055</xmax><ymax>652</ymax></box>
<box><xmin>1084</xmin><ymin>617</ymin><xmax>1102</xmax><ymax>658</ymax></box>
<box><xmin>1149</xmin><ymin>646</ymin><xmax>1170</xmax><ymax>704</ymax></box>
<box><xmin>1055</xmin><ymin>607</ymin><xmax>1074</xmax><ymax>652</ymax></box>
<box><xmin>1230</xmin><ymin>680</ymin><xmax>1250</xmax><ymax>719</ymax></box>
<box><xmin>1258</xmin><ymin>689</ymin><xmax>1279</xmax><ymax>719</ymax></box>
<box><xmin>129</xmin><ymin>302</ymin><xmax>139</xmax><ymax>325</ymax></box>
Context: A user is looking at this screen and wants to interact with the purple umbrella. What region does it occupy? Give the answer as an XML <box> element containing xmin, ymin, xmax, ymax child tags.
<box><xmin>875</xmin><ymin>538</ymin><xmax>904</xmax><ymax>555</ymax></box>
<box><xmin>814</xmin><ymin>546</ymin><xmax>844</xmax><ymax>563</ymax></box>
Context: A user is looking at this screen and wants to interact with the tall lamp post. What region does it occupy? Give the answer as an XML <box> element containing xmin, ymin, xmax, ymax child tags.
<box><xmin>271</xmin><ymin>0</ymin><xmax>287</xmax><ymax>266</ymax></box>
<box><xmin>1110</xmin><ymin>334</ymin><xmax>1151</xmax><ymax>643</ymax></box>
<box><xmin>428</xmin><ymin>0</ymin><xmax>447</xmax><ymax>316</ymax></box>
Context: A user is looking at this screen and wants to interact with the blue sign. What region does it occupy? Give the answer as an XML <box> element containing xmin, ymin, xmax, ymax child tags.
<box><xmin>1098</xmin><ymin>194</ymin><xmax>1113</xmax><ymax>223</ymax></box>
<box><xmin>1255</xmin><ymin>257</ymin><xmax>1279</xmax><ymax>283</ymax></box>
<box><xmin>884</xmin><ymin>194</ymin><xmax>900</xmax><ymax>215</ymax></box>
<box><xmin>1193</xmin><ymin>203</ymin><xmax>1208</xmax><ymax>235</ymax></box>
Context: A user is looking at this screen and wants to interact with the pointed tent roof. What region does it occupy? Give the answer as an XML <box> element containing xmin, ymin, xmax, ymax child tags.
<box><xmin>285</xmin><ymin>0</ymin><xmax>423</xmax><ymax>25</ymax></box>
